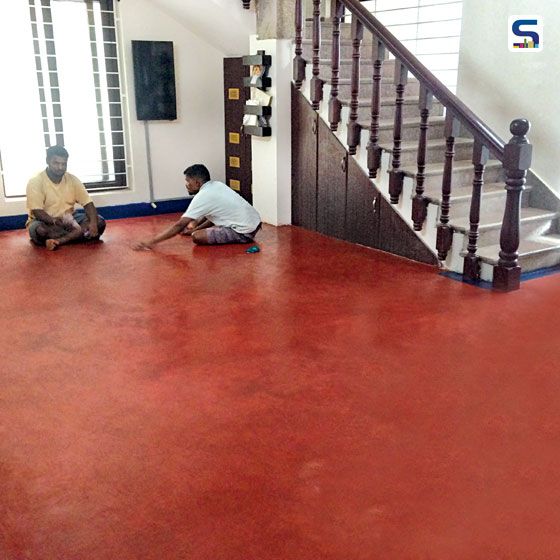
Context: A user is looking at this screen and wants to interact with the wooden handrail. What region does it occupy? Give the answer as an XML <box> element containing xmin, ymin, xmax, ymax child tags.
<box><xmin>295</xmin><ymin>0</ymin><xmax>531</xmax><ymax>291</ymax></box>
<box><xmin>242</xmin><ymin>0</ymin><xmax>251</xmax><ymax>9</ymax></box>
<box><xmin>339</xmin><ymin>0</ymin><xmax>505</xmax><ymax>160</ymax></box>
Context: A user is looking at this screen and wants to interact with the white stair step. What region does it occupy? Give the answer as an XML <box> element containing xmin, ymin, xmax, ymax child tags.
<box><xmin>401</xmin><ymin>159</ymin><xmax>501</xmax><ymax>178</ymax></box>
<box><xmin>360</xmin><ymin>115</ymin><xmax>446</xmax><ymax>130</ymax></box>
<box><xmin>340</xmin><ymin>95</ymin><xmax>422</xmax><ymax>107</ymax></box>
<box><xmin>452</xmin><ymin>207</ymin><xmax>557</xmax><ymax>232</ymax></box>
<box><xmin>379</xmin><ymin>137</ymin><xmax>473</xmax><ymax>165</ymax></box>
<box><xmin>473</xmin><ymin>234</ymin><xmax>560</xmax><ymax>273</ymax></box>
<box><xmin>383</xmin><ymin>137</ymin><xmax>473</xmax><ymax>153</ymax></box>
<box><xmin>424</xmin><ymin>181</ymin><xmax>506</xmax><ymax>204</ymax></box>
<box><xmin>476</xmin><ymin>235</ymin><xmax>560</xmax><ymax>264</ymax></box>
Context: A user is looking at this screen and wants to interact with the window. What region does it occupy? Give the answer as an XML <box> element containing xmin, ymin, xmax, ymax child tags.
<box><xmin>330</xmin><ymin>0</ymin><xmax>464</xmax><ymax>92</ymax></box>
<box><xmin>0</xmin><ymin>0</ymin><xmax>127</xmax><ymax>198</ymax></box>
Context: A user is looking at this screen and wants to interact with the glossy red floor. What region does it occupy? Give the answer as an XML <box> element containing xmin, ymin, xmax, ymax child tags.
<box><xmin>1</xmin><ymin>214</ymin><xmax>560</xmax><ymax>559</ymax></box>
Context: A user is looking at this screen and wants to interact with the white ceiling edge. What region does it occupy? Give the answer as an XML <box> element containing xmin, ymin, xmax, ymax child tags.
<box><xmin>149</xmin><ymin>0</ymin><xmax>257</xmax><ymax>56</ymax></box>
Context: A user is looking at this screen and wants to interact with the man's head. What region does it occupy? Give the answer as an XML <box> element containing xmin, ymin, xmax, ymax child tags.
<box><xmin>46</xmin><ymin>145</ymin><xmax>69</xmax><ymax>181</ymax></box>
<box><xmin>183</xmin><ymin>164</ymin><xmax>210</xmax><ymax>195</ymax></box>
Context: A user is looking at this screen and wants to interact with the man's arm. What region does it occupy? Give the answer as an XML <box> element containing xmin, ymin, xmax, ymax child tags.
<box><xmin>31</xmin><ymin>209</ymin><xmax>56</xmax><ymax>225</ymax></box>
<box><xmin>192</xmin><ymin>218</ymin><xmax>213</xmax><ymax>232</ymax></box>
<box><xmin>83</xmin><ymin>202</ymin><xmax>99</xmax><ymax>237</ymax></box>
<box><xmin>133</xmin><ymin>217</ymin><xmax>191</xmax><ymax>250</ymax></box>
<box><xmin>183</xmin><ymin>217</ymin><xmax>213</xmax><ymax>236</ymax></box>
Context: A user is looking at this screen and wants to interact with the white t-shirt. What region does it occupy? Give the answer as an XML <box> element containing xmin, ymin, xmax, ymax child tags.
<box><xmin>182</xmin><ymin>180</ymin><xmax>261</xmax><ymax>234</ymax></box>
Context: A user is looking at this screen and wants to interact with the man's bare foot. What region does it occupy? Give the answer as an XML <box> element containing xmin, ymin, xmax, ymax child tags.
<box><xmin>45</xmin><ymin>239</ymin><xmax>60</xmax><ymax>251</ymax></box>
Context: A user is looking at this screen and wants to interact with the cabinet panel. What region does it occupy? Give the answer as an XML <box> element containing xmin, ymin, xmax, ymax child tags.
<box><xmin>377</xmin><ymin>197</ymin><xmax>438</xmax><ymax>264</ymax></box>
<box><xmin>291</xmin><ymin>85</ymin><xmax>318</xmax><ymax>230</ymax></box>
<box><xmin>346</xmin><ymin>156</ymin><xmax>379</xmax><ymax>248</ymax></box>
<box><xmin>317</xmin><ymin>116</ymin><xmax>346</xmax><ymax>239</ymax></box>
<box><xmin>291</xmin><ymin>87</ymin><xmax>437</xmax><ymax>268</ymax></box>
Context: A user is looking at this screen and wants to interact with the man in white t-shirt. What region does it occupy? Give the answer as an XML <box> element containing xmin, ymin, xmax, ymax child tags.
<box><xmin>133</xmin><ymin>164</ymin><xmax>261</xmax><ymax>250</ymax></box>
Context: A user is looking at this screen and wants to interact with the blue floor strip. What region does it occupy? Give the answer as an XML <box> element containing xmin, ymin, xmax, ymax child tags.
<box><xmin>440</xmin><ymin>263</ymin><xmax>560</xmax><ymax>289</ymax></box>
<box><xmin>0</xmin><ymin>198</ymin><xmax>190</xmax><ymax>231</ymax></box>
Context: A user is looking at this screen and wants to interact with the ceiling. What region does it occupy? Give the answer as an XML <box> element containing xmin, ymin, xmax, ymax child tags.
<box><xmin>149</xmin><ymin>0</ymin><xmax>256</xmax><ymax>55</ymax></box>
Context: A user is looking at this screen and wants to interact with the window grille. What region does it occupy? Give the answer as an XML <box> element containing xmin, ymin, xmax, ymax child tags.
<box><xmin>0</xmin><ymin>0</ymin><xmax>127</xmax><ymax>198</ymax></box>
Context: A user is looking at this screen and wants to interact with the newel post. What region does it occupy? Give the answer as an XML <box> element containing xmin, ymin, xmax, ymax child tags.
<box><xmin>492</xmin><ymin>119</ymin><xmax>532</xmax><ymax>292</ymax></box>
<box><xmin>242</xmin><ymin>1</ymin><xmax>251</xmax><ymax>8</ymax></box>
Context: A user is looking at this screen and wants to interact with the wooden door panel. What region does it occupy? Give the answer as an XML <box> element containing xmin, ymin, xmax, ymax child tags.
<box><xmin>317</xmin><ymin>116</ymin><xmax>346</xmax><ymax>239</ymax></box>
<box><xmin>224</xmin><ymin>58</ymin><xmax>252</xmax><ymax>202</ymax></box>
<box><xmin>345</xmin><ymin>156</ymin><xmax>379</xmax><ymax>248</ymax></box>
<box><xmin>291</xmin><ymin>85</ymin><xmax>318</xmax><ymax>230</ymax></box>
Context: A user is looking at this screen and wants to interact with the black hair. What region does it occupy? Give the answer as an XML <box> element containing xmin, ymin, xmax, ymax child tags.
<box><xmin>183</xmin><ymin>164</ymin><xmax>211</xmax><ymax>183</ymax></box>
<box><xmin>46</xmin><ymin>145</ymin><xmax>69</xmax><ymax>161</ymax></box>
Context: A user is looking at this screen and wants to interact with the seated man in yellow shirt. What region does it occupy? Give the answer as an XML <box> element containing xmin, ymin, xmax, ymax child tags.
<box><xmin>26</xmin><ymin>145</ymin><xmax>106</xmax><ymax>250</ymax></box>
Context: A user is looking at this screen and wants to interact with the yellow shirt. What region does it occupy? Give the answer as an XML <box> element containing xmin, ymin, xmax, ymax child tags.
<box><xmin>26</xmin><ymin>170</ymin><xmax>92</xmax><ymax>227</ymax></box>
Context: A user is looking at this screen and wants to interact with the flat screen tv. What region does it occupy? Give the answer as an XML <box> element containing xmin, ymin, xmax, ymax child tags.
<box><xmin>132</xmin><ymin>40</ymin><xmax>177</xmax><ymax>121</ymax></box>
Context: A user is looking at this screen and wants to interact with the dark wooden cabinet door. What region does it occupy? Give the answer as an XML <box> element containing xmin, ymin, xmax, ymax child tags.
<box><xmin>317</xmin><ymin>115</ymin><xmax>347</xmax><ymax>239</ymax></box>
<box><xmin>291</xmin><ymin>85</ymin><xmax>318</xmax><ymax>230</ymax></box>
<box><xmin>223</xmin><ymin>57</ymin><xmax>252</xmax><ymax>203</ymax></box>
<box><xmin>291</xmin><ymin>87</ymin><xmax>437</xmax><ymax>267</ymax></box>
<box><xmin>345</xmin><ymin>155</ymin><xmax>379</xmax><ymax>248</ymax></box>
<box><xmin>377</xmin><ymin>196</ymin><xmax>438</xmax><ymax>264</ymax></box>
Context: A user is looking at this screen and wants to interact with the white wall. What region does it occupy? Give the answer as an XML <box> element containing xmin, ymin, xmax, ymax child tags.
<box><xmin>150</xmin><ymin>0</ymin><xmax>256</xmax><ymax>56</ymax></box>
<box><xmin>0</xmin><ymin>0</ymin><xmax>244</xmax><ymax>217</ymax></box>
<box><xmin>250</xmin><ymin>36</ymin><xmax>292</xmax><ymax>226</ymax></box>
<box><xmin>457</xmin><ymin>0</ymin><xmax>560</xmax><ymax>194</ymax></box>
<box><xmin>119</xmin><ymin>0</ymin><xmax>226</xmax><ymax>203</ymax></box>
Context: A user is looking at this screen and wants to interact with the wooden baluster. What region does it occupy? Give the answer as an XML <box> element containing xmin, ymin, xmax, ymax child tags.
<box><xmin>242</xmin><ymin>0</ymin><xmax>251</xmax><ymax>8</ymax></box>
<box><xmin>346</xmin><ymin>16</ymin><xmax>363</xmax><ymax>155</ymax></box>
<box><xmin>388</xmin><ymin>61</ymin><xmax>407</xmax><ymax>204</ymax></box>
<box><xmin>411</xmin><ymin>85</ymin><xmax>433</xmax><ymax>229</ymax></box>
<box><xmin>328</xmin><ymin>0</ymin><xmax>344</xmax><ymax>131</ymax></box>
<box><xmin>492</xmin><ymin>119</ymin><xmax>532</xmax><ymax>292</ymax></box>
<box><xmin>436</xmin><ymin>111</ymin><xmax>461</xmax><ymax>261</ymax></box>
<box><xmin>366</xmin><ymin>38</ymin><xmax>385</xmax><ymax>178</ymax></box>
<box><xmin>293</xmin><ymin>0</ymin><xmax>306</xmax><ymax>89</ymax></box>
<box><xmin>310</xmin><ymin>0</ymin><xmax>323</xmax><ymax>109</ymax></box>
<box><xmin>463</xmin><ymin>141</ymin><xmax>489</xmax><ymax>281</ymax></box>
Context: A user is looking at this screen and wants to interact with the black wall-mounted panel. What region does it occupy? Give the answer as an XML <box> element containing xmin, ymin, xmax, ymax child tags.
<box><xmin>132</xmin><ymin>40</ymin><xmax>177</xmax><ymax>121</ymax></box>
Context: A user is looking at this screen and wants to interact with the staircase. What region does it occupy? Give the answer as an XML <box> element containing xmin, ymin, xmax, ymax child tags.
<box><xmin>291</xmin><ymin>0</ymin><xmax>560</xmax><ymax>291</ymax></box>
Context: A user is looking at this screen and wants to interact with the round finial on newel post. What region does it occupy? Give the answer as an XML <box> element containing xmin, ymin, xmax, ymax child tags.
<box><xmin>509</xmin><ymin>118</ymin><xmax>530</xmax><ymax>142</ymax></box>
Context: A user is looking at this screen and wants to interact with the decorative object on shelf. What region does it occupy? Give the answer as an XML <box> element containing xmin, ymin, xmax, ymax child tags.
<box><xmin>242</xmin><ymin>50</ymin><xmax>272</xmax><ymax>137</ymax></box>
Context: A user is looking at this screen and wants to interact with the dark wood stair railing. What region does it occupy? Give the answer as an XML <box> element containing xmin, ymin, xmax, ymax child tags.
<box><xmin>328</xmin><ymin>0</ymin><xmax>344</xmax><ymax>131</ymax></box>
<box><xmin>242</xmin><ymin>0</ymin><xmax>251</xmax><ymax>8</ymax></box>
<box><xmin>346</xmin><ymin>16</ymin><xmax>363</xmax><ymax>155</ymax></box>
<box><xmin>388</xmin><ymin>61</ymin><xmax>407</xmax><ymax>204</ymax></box>
<box><xmin>366</xmin><ymin>38</ymin><xmax>385</xmax><ymax>178</ymax></box>
<box><xmin>293</xmin><ymin>0</ymin><xmax>533</xmax><ymax>291</ymax></box>
<box><xmin>310</xmin><ymin>0</ymin><xmax>324</xmax><ymax>109</ymax></box>
<box><xmin>293</xmin><ymin>0</ymin><xmax>306</xmax><ymax>89</ymax></box>
<box><xmin>463</xmin><ymin>141</ymin><xmax>489</xmax><ymax>281</ymax></box>
<box><xmin>436</xmin><ymin>112</ymin><xmax>461</xmax><ymax>261</ymax></box>
<box><xmin>493</xmin><ymin>119</ymin><xmax>532</xmax><ymax>292</ymax></box>
<box><xmin>334</xmin><ymin>0</ymin><xmax>506</xmax><ymax>158</ymax></box>
<box><xmin>411</xmin><ymin>85</ymin><xmax>433</xmax><ymax>230</ymax></box>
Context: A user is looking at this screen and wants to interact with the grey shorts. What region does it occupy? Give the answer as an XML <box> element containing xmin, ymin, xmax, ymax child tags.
<box><xmin>28</xmin><ymin>211</ymin><xmax>91</xmax><ymax>244</ymax></box>
<box><xmin>205</xmin><ymin>223</ymin><xmax>261</xmax><ymax>245</ymax></box>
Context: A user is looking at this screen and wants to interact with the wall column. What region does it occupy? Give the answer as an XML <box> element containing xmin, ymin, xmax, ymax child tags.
<box><xmin>250</xmin><ymin>0</ymin><xmax>295</xmax><ymax>225</ymax></box>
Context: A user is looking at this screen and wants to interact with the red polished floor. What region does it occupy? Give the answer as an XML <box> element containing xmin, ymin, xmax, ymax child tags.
<box><xmin>1</xmin><ymin>214</ymin><xmax>560</xmax><ymax>559</ymax></box>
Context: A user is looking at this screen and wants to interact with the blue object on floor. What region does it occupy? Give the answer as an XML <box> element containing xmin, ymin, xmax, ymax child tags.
<box><xmin>246</xmin><ymin>245</ymin><xmax>260</xmax><ymax>254</ymax></box>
